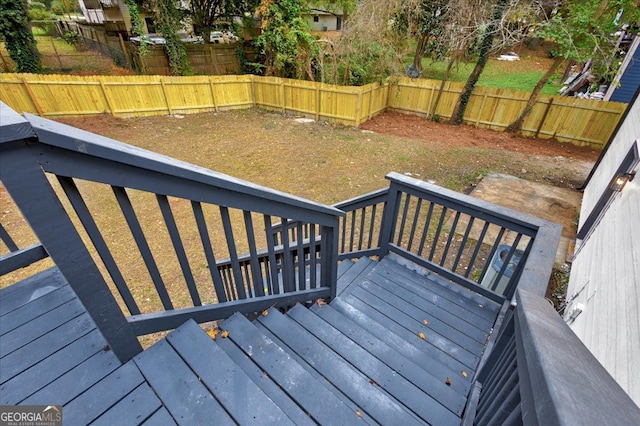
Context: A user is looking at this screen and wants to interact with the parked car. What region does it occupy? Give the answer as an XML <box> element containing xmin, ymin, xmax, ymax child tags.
<box><xmin>129</xmin><ymin>35</ymin><xmax>166</xmax><ymax>45</ymax></box>
<box><xmin>209</xmin><ymin>30</ymin><xmax>239</xmax><ymax>44</ymax></box>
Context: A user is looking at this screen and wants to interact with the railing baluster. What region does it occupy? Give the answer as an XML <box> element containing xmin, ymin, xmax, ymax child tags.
<box><xmin>219</xmin><ymin>206</ymin><xmax>246</xmax><ymax>299</ymax></box>
<box><xmin>407</xmin><ymin>198</ymin><xmax>422</xmax><ymax>252</ymax></box>
<box><xmin>263</xmin><ymin>215</ymin><xmax>280</xmax><ymax>295</ymax></box>
<box><xmin>280</xmin><ymin>217</ymin><xmax>294</xmax><ymax>292</ymax></box>
<box><xmin>58</xmin><ymin>177</ymin><xmax>140</xmax><ymax>315</ymax></box>
<box><xmin>340</xmin><ymin>216</ymin><xmax>347</xmax><ymax>253</ymax></box>
<box><xmin>417</xmin><ymin>201</ymin><xmax>435</xmax><ymax>257</ymax></box>
<box><xmin>478</xmin><ymin>227</ymin><xmax>506</xmax><ymax>284</ymax></box>
<box><xmin>428</xmin><ymin>206</ymin><xmax>448</xmax><ymax>261</ymax></box>
<box><xmin>0</xmin><ymin>223</ymin><xmax>19</xmax><ymax>252</ymax></box>
<box><xmin>157</xmin><ymin>194</ymin><xmax>201</xmax><ymax>306</ymax></box>
<box><xmin>465</xmin><ymin>221</ymin><xmax>490</xmax><ymax>279</ymax></box>
<box><xmin>367</xmin><ymin>204</ymin><xmax>377</xmax><ymax>249</ymax></box>
<box><xmin>113</xmin><ymin>186</ymin><xmax>173</xmax><ymax>310</ymax></box>
<box><xmin>357</xmin><ymin>207</ymin><xmax>366</xmax><ymax>251</ymax></box>
<box><xmin>297</xmin><ymin>222</ymin><xmax>306</xmax><ymax>290</ymax></box>
<box><xmin>440</xmin><ymin>210</ymin><xmax>461</xmax><ymax>266</ymax></box>
<box><xmin>349</xmin><ymin>211</ymin><xmax>356</xmax><ymax>252</ymax></box>
<box><xmin>243</xmin><ymin>210</ymin><xmax>264</xmax><ymax>297</ymax></box>
<box><xmin>396</xmin><ymin>194</ymin><xmax>411</xmax><ymax>246</ymax></box>
<box><xmin>191</xmin><ymin>201</ymin><xmax>227</xmax><ymax>303</ymax></box>
<box><xmin>309</xmin><ymin>224</ymin><xmax>317</xmax><ymax>288</ymax></box>
<box><xmin>452</xmin><ymin>216</ymin><xmax>475</xmax><ymax>274</ymax></box>
<box><xmin>491</xmin><ymin>233</ymin><xmax>523</xmax><ymax>292</ymax></box>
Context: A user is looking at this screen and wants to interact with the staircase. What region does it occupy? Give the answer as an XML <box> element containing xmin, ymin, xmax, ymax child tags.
<box><xmin>119</xmin><ymin>255</ymin><xmax>499</xmax><ymax>425</ymax></box>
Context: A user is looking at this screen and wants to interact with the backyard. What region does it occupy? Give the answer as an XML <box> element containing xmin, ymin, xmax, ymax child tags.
<box><xmin>0</xmin><ymin>107</ymin><xmax>600</xmax><ymax>345</ymax></box>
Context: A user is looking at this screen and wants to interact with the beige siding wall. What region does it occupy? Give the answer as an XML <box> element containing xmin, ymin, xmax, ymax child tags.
<box><xmin>565</xmin><ymin>94</ymin><xmax>640</xmax><ymax>406</ymax></box>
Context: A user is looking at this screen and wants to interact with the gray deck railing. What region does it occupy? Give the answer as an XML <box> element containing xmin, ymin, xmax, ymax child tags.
<box><xmin>335</xmin><ymin>172</ymin><xmax>561</xmax><ymax>303</ymax></box>
<box><xmin>0</xmin><ymin>102</ymin><xmax>343</xmax><ymax>362</ymax></box>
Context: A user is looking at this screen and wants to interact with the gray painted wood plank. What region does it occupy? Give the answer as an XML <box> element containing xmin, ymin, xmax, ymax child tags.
<box><xmin>134</xmin><ymin>339</ymin><xmax>235</xmax><ymax>426</ymax></box>
<box><xmin>0</xmin><ymin>313</ymin><xmax>96</xmax><ymax>383</ymax></box>
<box><xmin>382</xmin><ymin>256</ymin><xmax>499</xmax><ymax>320</ymax></box>
<box><xmin>334</xmin><ymin>294</ymin><xmax>477</xmax><ymax>371</ymax></box>
<box><xmin>287</xmin><ymin>305</ymin><xmax>461</xmax><ymax>424</ymax></box>
<box><xmin>0</xmin><ymin>267</ymin><xmax>67</xmax><ymax>316</ymax></box>
<box><xmin>63</xmin><ymin>361</ymin><xmax>145</xmax><ymax>425</ymax></box>
<box><xmin>21</xmin><ymin>348</ymin><xmax>120</xmax><ymax>406</ymax></box>
<box><xmin>91</xmin><ymin>383</ymin><xmax>162</xmax><ymax>426</ymax></box>
<box><xmin>348</xmin><ymin>285</ymin><xmax>480</xmax><ymax>368</ymax></box>
<box><xmin>258</xmin><ymin>307</ymin><xmax>423</xmax><ymax>426</ymax></box>
<box><xmin>311</xmin><ymin>303</ymin><xmax>471</xmax><ymax>396</ymax></box>
<box><xmin>357</xmin><ymin>281</ymin><xmax>485</xmax><ymax>354</ymax></box>
<box><xmin>142</xmin><ymin>408</ymin><xmax>177</xmax><ymax>426</ymax></box>
<box><xmin>366</xmin><ymin>269</ymin><xmax>490</xmax><ymax>343</ymax></box>
<box><xmin>0</xmin><ymin>285</ymin><xmax>75</xmax><ymax>336</ymax></box>
<box><xmin>0</xmin><ymin>298</ymin><xmax>86</xmax><ymax>357</ymax></box>
<box><xmin>221</xmin><ymin>312</ymin><xmax>363</xmax><ymax>425</ymax></box>
<box><xmin>250</xmin><ymin>320</ymin><xmax>373</xmax><ymax>422</ymax></box>
<box><xmin>337</xmin><ymin>258</ymin><xmax>356</xmax><ymax>279</ymax></box>
<box><xmin>215</xmin><ymin>334</ymin><xmax>316</xmax><ymax>426</ymax></box>
<box><xmin>0</xmin><ymin>329</ymin><xmax>108</xmax><ymax>404</ymax></box>
<box><xmin>381</xmin><ymin>264</ymin><xmax>496</xmax><ymax>328</ymax></box>
<box><xmin>166</xmin><ymin>319</ymin><xmax>294</xmax><ymax>426</ymax></box>
<box><xmin>338</xmin><ymin>257</ymin><xmax>375</xmax><ymax>295</ymax></box>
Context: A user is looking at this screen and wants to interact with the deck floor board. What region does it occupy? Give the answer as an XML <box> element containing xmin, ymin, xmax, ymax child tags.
<box><xmin>1</xmin><ymin>254</ymin><xmax>500</xmax><ymax>425</ymax></box>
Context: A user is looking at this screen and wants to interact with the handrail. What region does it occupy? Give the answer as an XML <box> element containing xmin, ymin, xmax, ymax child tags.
<box><xmin>0</xmin><ymin>102</ymin><xmax>343</xmax><ymax>361</ymax></box>
<box><xmin>471</xmin><ymin>289</ymin><xmax>640</xmax><ymax>425</ymax></box>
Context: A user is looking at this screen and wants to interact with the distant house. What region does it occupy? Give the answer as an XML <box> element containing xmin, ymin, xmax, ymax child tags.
<box><xmin>564</xmin><ymin>86</ymin><xmax>640</xmax><ymax>405</ymax></box>
<box><xmin>305</xmin><ymin>6</ymin><xmax>345</xmax><ymax>31</ymax></box>
<box><xmin>77</xmin><ymin>0</ymin><xmax>152</xmax><ymax>35</ymax></box>
<box><xmin>605</xmin><ymin>34</ymin><xmax>640</xmax><ymax>103</ymax></box>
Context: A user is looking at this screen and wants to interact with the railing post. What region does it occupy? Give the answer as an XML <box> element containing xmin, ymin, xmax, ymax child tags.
<box><xmin>321</xmin><ymin>218</ymin><xmax>340</xmax><ymax>299</ymax></box>
<box><xmin>378</xmin><ymin>181</ymin><xmax>401</xmax><ymax>257</ymax></box>
<box><xmin>0</xmin><ymin>104</ymin><xmax>142</xmax><ymax>363</ymax></box>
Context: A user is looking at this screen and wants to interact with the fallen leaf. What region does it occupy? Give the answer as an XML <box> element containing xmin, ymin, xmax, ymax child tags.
<box><xmin>422</xmin><ymin>319</ymin><xmax>429</xmax><ymax>325</ymax></box>
<box><xmin>207</xmin><ymin>329</ymin><xmax>220</xmax><ymax>340</ymax></box>
<box><xmin>418</xmin><ymin>332</ymin><xmax>426</xmax><ymax>339</ymax></box>
<box><xmin>445</xmin><ymin>377</ymin><xmax>452</xmax><ymax>386</ymax></box>
<box><xmin>221</xmin><ymin>330</ymin><xmax>230</xmax><ymax>338</ymax></box>
<box><xmin>462</xmin><ymin>371</ymin><xmax>468</xmax><ymax>378</ymax></box>
<box><xmin>262</xmin><ymin>310</ymin><xmax>269</xmax><ymax>316</ymax></box>
<box><xmin>263</xmin><ymin>371</ymin><xmax>269</xmax><ymax>378</ymax></box>
<box><xmin>316</xmin><ymin>298</ymin><xmax>327</xmax><ymax>306</ymax></box>
<box><xmin>103</xmin><ymin>344</ymin><xmax>111</xmax><ymax>352</ymax></box>
<box><xmin>369</xmin><ymin>379</ymin><xmax>378</xmax><ymax>385</ymax></box>
<box><xmin>479</xmin><ymin>304</ymin><xmax>484</xmax><ymax>308</ymax></box>
<box><xmin>355</xmin><ymin>410</ymin><xmax>362</xmax><ymax>418</ymax></box>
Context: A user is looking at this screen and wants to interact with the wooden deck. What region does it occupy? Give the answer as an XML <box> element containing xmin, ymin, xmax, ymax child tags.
<box><xmin>1</xmin><ymin>255</ymin><xmax>500</xmax><ymax>425</ymax></box>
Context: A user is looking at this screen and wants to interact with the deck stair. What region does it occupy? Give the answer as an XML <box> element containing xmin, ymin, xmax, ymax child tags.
<box><xmin>1</xmin><ymin>254</ymin><xmax>499</xmax><ymax>425</ymax></box>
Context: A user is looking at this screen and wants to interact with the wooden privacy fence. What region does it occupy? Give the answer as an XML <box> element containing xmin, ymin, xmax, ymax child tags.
<box><xmin>0</xmin><ymin>74</ymin><xmax>626</xmax><ymax>148</ymax></box>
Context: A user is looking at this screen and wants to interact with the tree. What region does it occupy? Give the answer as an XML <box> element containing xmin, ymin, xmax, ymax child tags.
<box><xmin>256</xmin><ymin>0</ymin><xmax>318</xmax><ymax>79</ymax></box>
<box><xmin>449</xmin><ymin>0</ymin><xmax>509</xmax><ymax>124</ymax></box>
<box><xmin>0</xmin><ymin>0</ymin><xmax>41</xmax><ymax>73</ymax></box>
<box><xmin>508</xmin><ymin>0</ymin><xmax>640</xmax><ymax>132</ymax></box>
<box><xmin>150</xmin><ymin>0</ymin><xmax>191</xmax><ymax>75</ymax></box>
<box><xmin>189</xmin><ymin>0</ymin><xmax>260</xmax><ymax>42</ymax></box>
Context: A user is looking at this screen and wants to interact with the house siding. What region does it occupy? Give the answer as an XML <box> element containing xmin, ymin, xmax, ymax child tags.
<box><xmin>565</xmin><ymin>92</ymin><xmax>640</xmax><ymax>406</ymax></box>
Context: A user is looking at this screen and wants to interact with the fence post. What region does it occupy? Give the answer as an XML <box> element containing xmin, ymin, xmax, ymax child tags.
<box><xmin>209</xmin><ymin>77</ymin><xmax>219</xmax><ymax>112</ymax></box>
<box><xmin>118</xmin><ymin>33</ymin><xmax>131</xmax><ymax>68</ymax></box>
<box><xmin>160</xmin><ymin>78</ymin><xmax>173</xmax><ymax>115</ymax></box>
<box><xmin>20</xmin><ymin>77</ymin><xmax>44</xmax><ymax>116</ymax></box>
<box><xmin>315</xmin><ymin>84</ymin><xmax>320</xmax><ymax>120</ymax></box>
<box><xmin>99</xmin><ymin>78</ymin><xmax>116</xmax><ymax>116</ymax></box>
<box><xmin>50</xmin><ymin>36</ymin><xmax>63</xmax><ymax>68</ymax></box>
<box><xmin>378</xmin><ymin>180</ymin><xmax>401</xmax><ymax>257</ymax></box>
<box><xmin>355</xmin><ymin>89</ymin><xmax>363</xmax><ymax>126</ymax></box>
<box><xmin>250</xmin><ymin>74</ymin><xmax>256</xmax><ymax>108</ymax></box>
<box><xmin>535</xmin><ymin>98</ymin><xmax>554</xmax><ymax>138</ymax></box>
<box><xmin>280</xmin><ymin>79</ymin><xmax>286</xmax><ymax>113</ymax></box>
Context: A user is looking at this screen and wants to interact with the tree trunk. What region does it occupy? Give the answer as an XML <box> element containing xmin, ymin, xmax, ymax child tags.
<box><xmin>507</xmin><ymin>56</ymin><xmax>564</xmax><ymax>132</ymax></box>
<box><xmin>431</xmin><ymin>57</ymin><xmax>455</xmax><ymax>118</ymax></box>
<box><xmin>413</xmin><ymin>36</ymin><xmax>428</xmax><ymax>71</ymax></box>
<box><xmin>449</xmin><ymin>0</ymin><xmax>508</xmax><ymax>125</ymax></box>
